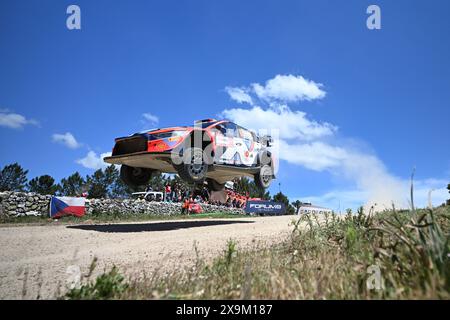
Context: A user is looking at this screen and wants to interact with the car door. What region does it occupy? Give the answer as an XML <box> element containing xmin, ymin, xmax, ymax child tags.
<box><xmin>237</xmin><ymin>127</ymin><xmax>259</xmax><ymax>166</ymax></box>
<box><xmin>222</xmin><ymin>122</ymin><xmax>252</xmax><ymax>166</ymax></box>
<box><xmin>211</xmin><ymin>122</ymin><xmax>240</xmax><ymax>165</ymax></box>
<box><xmin>210</xmin><ymin>122</ymin><xmax>231</xmax><ymax>164</ymax></box>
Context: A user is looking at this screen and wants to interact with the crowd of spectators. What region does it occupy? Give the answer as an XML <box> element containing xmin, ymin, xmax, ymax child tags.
<box><xmin>147</xmin><ymin>182</ymin><xmax>248</xmax><ymax>209</ymax></box>
<box><xmin>208</xmin><ymin>190</ymin><xmax>247</xmax><ymax>209</ymax></box>
<box><xmin>161</xmin><ymin>183</ymin><xmax>193</xmax><ymax>203</ymax></box>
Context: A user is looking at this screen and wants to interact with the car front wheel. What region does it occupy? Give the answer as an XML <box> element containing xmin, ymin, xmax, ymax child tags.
<box><xmin>174</xmin><ymin>147</ymin><xmax>209</xmax><ymax>184</ymax></box>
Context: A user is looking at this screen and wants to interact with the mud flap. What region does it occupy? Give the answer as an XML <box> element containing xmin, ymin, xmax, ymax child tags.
<box><xmin>209</xmin><ymin>190</ymin><xmax>227</xmax><ymax>203</ymax></box>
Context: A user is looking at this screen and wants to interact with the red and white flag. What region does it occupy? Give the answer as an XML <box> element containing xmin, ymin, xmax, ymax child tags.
<box><xmin>49</xmin><ymin>196</ymin><xmax>86</xmax><ymax>218</ymax></box>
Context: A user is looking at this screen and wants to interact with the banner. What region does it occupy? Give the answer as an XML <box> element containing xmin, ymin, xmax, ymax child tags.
<box><xmin>49</xmin><ymin>196</ymin><xmax>86</xmax><ymax>218</ymax></box>
<box><xmin>188</xmin><ymin>203</ymin><xmax>203</xmax><ymax>214</ymax></box>
<box><xmin>244</xmin><ymin>200</ymin><xmax>286</xmax><ymax>215</ymax></box>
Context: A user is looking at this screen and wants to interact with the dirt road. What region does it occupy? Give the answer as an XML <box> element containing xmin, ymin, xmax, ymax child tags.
<box><xmin>0</xmin><ymin>215</ymin><xmax>296</xmax><ymax>299</ymax></box>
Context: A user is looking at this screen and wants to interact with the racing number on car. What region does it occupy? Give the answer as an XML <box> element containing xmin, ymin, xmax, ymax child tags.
<box><xmin>218</xmin><ymin>135</ymin><xmax>258</xmax><ymax>166</ymax></box>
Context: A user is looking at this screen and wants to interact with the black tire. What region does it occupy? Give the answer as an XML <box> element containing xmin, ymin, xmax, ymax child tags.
<box><xmin>207</xmin><ymin>178</ymin><xmax>226</xmax><ymax>192</ymax></box>
<box><xmin>174</xmin><ymin>147</ymin><xmax>209</xmax><ymax>184</ymax></box>
<box><xmin>254</xmin><ymin>164</ymin><xmax>273</xmax><ymax>190</ymax></box>
<box><xmin>120</xmin><ymin>165</ymin><xmax>154</xmax><ymax>188</ymax></box>
<box><xmin>258</xmin><ymin>151</ymin><xmax>272</xmax><ymax>167</ymax></box>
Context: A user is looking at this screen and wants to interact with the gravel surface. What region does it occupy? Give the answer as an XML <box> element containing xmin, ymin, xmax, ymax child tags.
<box><xmin>0</xmin><ymin>215</ymin><xmax>297</xmax><ymax>299</ymax></box>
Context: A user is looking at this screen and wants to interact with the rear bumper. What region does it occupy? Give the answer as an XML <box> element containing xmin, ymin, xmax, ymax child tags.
<box><xmin>103</xmin><ymin>151</ymin><xmax>176</xmax><ymax>173</ymax></box>
<box><xmin>112</xmin><ymin>135</ymin><xmax>148</xmax><ymax>156</ymax></box>
<box><xmin>104</xmin><ymin>151</ymin><xmax>171</xmax><ymax>163</ymax></box>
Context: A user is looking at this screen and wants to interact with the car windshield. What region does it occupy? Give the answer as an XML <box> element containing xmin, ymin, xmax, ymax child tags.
<box><xmin>148</xmin><ymin>130</ymin><xmax>186</xmax><ymax>140</ymax></box>
<box><xmin>194</xmin><ymin>121</ymin><xmax>219</xmax><ymax>128</ymax></box>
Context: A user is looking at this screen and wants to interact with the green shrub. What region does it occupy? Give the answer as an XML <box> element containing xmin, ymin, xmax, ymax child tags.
<box><xmin>63</xmin><ymin>207</ymin><xmax>450</xmax><ymax>300</ymax></box>
<box><xmin>65</xmin><ymin>266</ymin><xmax>128</xmax><ymax>300</ymax></box>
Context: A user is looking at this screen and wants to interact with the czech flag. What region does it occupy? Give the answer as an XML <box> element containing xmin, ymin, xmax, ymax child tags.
<box><xmin>49</xmin><ymin>196</ymin><xmax>86</xmax><ymax>218</ymax></box>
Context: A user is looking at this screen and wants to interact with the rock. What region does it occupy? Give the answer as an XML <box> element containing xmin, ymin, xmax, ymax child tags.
<box><xmin>25</xmin><ymin>211</ymin><xmax>40</xmax><ymax>216</ymax></box>
<box><xmin>0</xmin><ymin>191</ymin><xmax>244</xmax><ymax>219</ymax></box>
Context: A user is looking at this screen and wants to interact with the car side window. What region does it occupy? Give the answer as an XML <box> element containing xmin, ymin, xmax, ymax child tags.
<box><xmin>238</xmin><ymin>127</ymin><xmax>254</xmax><ymax>141</ymax></box>
<box><xmin>212</xmin><ymin>123</ymin><xmax>227</xmax><ymax>135</ymax></box>
<box><xmin>224</xmin><ymin>122</ymin><xmax>239</xmax><ymax>137</ymax></box>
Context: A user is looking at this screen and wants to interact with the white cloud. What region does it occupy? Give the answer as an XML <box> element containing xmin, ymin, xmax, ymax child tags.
<box><xmin>52</xmin><ymin>132</ymin><xmax>82</xmax><ymax>149</ymax></box>
<box><xmin>0</xmin><ymin>110</ymin><xmax>39</xmax><ymax>129</ymax></box>
<box><xmin>298</xmin><ymin>189</ymin><xmax>369</xmax><ymax>212</ymax></box>
<box><xmin>252</xmin><ymin>74</ymin><xmax>326</xmax><ymax>102</ymax></box>
<box><xmin>225</xmin><ymin>87</ymin><xmax>254</xmax><ymax>105</ymax></box>
<box><xmin>142</xmin><ymin>113</ymin><xmax>159</xmax><ymax>126</ymax></box>
<box><xmin>76</xmin><ymin>151</ymin><xmax>112</xmax><ymax>170</ymax></box>
<box><xmin>301</xmin><ymin>178</ymin><xmax>449</xmax><ymax>212</ymax></box>
<box><xmin>224</xmin><ymin>74</ymin><xmax>326</xmax><ymax>105</ymax></box>
<box><xmin>221</xmin><ymin>105</ymin><xmax>336</xmax><ymax>141</ymax></box>
<box><xmin>276</xmin><ymin>140</ymin><xmax>348</xmax><ymax>171</ymax></box>
<box><xmin>220</xmin><ymin>75</ymin><xmax>409</xmax><ymax>210</ymax></box>
<box><xmin>412</xmin><ymin>178</ymin><xmax>449</xmax><ymax>208</ymax></box>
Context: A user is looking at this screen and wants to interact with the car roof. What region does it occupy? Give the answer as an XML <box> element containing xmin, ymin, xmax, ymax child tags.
<box><xmin>128</xmin><ymin>119</ymin><xmax>259</xmax><ymax>137</ymax></box>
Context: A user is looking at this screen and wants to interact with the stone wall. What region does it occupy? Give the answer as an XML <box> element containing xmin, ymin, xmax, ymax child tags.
<box><xmin>0</xmin><ymin>192</ymin><xmax>51</xmax><ymax>217</ymax></box>
<box><xmin>0</xmin><ymin>191</ymin><xmax>244</xmax><ymax>218</ymax></box>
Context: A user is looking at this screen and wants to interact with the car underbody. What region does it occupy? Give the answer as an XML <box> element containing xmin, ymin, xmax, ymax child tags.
<box><xmin>104</xmin><ymin>151</ymin><xmax>261</xmax><ymax>185</ymax></box>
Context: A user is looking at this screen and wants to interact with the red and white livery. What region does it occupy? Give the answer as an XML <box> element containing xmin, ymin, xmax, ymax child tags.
<box><xmin>104</xmin><ymin>119</ymin><xmax>275</xmax><ymax>192</ymax></box>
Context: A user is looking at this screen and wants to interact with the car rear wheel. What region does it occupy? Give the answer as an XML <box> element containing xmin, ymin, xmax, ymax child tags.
<box><xmin>120</xmin><ymin>165</ymin><xmax>154</xmax><ymax>188</ymax></box>
<box><xmin>254</xmin><ymin>164</ymin><xmax>273</xmax><ymax>190</ymax></box>
<box><xmin>174</xmin><ymin>147</ymin><xmax>209</xmax><ymax>184</ymax></box>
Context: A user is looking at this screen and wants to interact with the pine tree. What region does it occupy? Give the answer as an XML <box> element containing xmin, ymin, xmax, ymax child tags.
<box><xmin>58</xmin><ymin>172</ymin><xmax>86</xmax><ymax>196</ymax></box>
<box><xmin>272</xmin><ymin>191</ymin><xmax>295</xmax><ymax>215</ymax></box>
<box><xmin>28</xmin><ymin>175</ymin><xmax>58</xmax><ymax>195</ymax></box>
<box><xmin>0</xmin><ymin>163</ymin><xmax>28</xmax><ymax>192</ymax></box>
<box><xmin>105</xmin><ymin>165</ymin><xmax>135</xmax><ymax>198</ymax></box>
<box><xmin>291</xmin><ymin>200</ymin><xmax>303</xmax><ymax>213</ymax></box>
<box><xmin>86</xmin><ymin>169</ymin><xmax>108</xmax><ymax>199</ymax></box>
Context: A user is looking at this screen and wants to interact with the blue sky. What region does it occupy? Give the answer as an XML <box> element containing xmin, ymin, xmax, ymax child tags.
<box><xmin>1</xmin><ymin>0</ymin><xmax>449</xmax><ymax>210</ymax></box>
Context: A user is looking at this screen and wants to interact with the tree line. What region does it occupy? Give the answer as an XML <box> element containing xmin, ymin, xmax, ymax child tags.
<box><xmin>0</xmin><ymin>162</ymin><xmax>148</xmax><ymax>199</ymax></box>
<box><xmin>0</xmin><ymin>162</ymin><xmax>301</xmax><ymax>212</ymax></box>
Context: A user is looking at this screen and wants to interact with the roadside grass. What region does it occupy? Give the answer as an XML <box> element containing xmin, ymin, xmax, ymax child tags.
<box><xmin>0</xmin><ymin>210</ymin><xmax>247</xmax><ymax>226</ymax></box>
<box><xmin>64</xmin><ymin>206</ymin><xmax>450</xmax><ymax>300</ymax></box>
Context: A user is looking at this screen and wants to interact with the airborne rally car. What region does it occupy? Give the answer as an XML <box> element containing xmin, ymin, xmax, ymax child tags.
<box><xmin>104</xmin><ymin>119</ymin><xmax>275</xmax><ymax>191</ymax></box>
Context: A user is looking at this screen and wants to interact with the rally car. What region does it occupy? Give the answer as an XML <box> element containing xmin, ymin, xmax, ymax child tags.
<box><xmin>103</xmin><ymin>119</ymin><xmax>275</xmax><ymax>191</ymax></box>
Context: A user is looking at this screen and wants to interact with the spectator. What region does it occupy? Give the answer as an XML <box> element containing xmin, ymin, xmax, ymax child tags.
<box><xmin>165</xmin><ymin>184</ymin><xmax>171</xmax><ymax>202</ymax></box>
<box><xmin>170</xmin><ymin>185</ymin><xmax>177</xmax><ymax>202</ymax></box>
<box><xmin>181</xmin><ymin>197</ymin><xmax>189</xmax><ymax>214</ymax></box>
